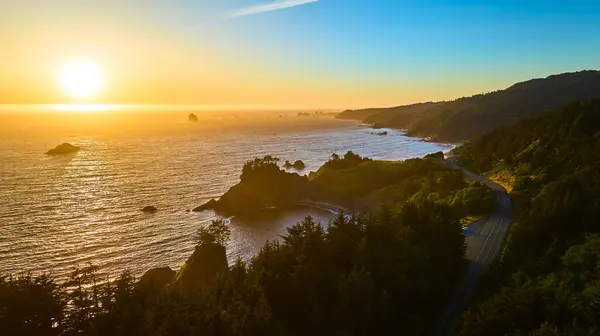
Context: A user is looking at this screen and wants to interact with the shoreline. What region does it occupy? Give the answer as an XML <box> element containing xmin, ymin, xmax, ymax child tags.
<box><xmin>295</xmin><ymin>200</ymin><xmax>353</xmax><ymax>216</ymax></box>
<box><xmin>352</xmin><ymin>119</ymin><xmax>464</xmax><ymax>146</ymax></box>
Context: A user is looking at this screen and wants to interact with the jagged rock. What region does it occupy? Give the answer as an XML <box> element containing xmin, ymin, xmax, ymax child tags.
<box><xmin>193</xmin><ymin>199</ymin><xmax>217</xmax><ymax>212</ymax></box>
<box><xmin>188</xmin><ymin>113</ymin><xmax>199</xmax><ymax>122</ymax></box>
<box><xmin>172</xmin><ymin>243</ymin><xmax>228</xmax><ymax>293</ymax></box>
<box><xmin>283</xmin><ymin>160</ymin><xmax>293</xmax><ymax>169</ymax></box>
<box><xmin>141</xmin><ymin>206</ymin><xmax>158</xmax><ymax>213</ymax></box>
<box><xmin>138</xmin><ymin>267</ymin><xmax>175</xmax><ymax>291</ymax></box>
<box><xmin>45</xmin><ymin>143</ymin><xmax>80</xmax><ymax>155</ymax></box>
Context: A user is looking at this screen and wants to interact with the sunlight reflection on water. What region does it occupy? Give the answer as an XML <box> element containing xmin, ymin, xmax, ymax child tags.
<box><xmin>0</xmin><ymin>109</ymin><xmax>453</xmax><ymax>281</ymax></box>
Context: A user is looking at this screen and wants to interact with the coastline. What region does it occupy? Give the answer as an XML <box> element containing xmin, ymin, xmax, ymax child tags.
<box><xmin>350</xmin><ymin>118</ymin><xmax>464</xmax><ymax>146</ymax></box>
<box><xmin>295</xmin><ymin>200</ymin><xmax>353</xmax><ymax>216</ymax></box>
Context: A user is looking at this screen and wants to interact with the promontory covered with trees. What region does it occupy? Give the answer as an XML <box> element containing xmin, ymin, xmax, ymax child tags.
<box><xmin>197</xmin><ymin>151</ymin><xmax>494</xmax><ymax>220</ymax></box>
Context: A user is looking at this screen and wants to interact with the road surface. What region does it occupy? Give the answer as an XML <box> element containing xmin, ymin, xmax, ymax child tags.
<box><xmin>436</xmin><ymin>156</ymin><xmax>513</xmax><ymax>335</ymax></box>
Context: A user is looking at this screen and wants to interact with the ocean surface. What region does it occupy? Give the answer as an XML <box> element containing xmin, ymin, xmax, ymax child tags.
<box><xmin>0</xmin><ymin>106</ymin><xmax>452</xmax><ymax>281</ymax></box>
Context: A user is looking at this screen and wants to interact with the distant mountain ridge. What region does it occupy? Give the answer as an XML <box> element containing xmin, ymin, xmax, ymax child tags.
<box><xmin>337</xmin><ymin>70</ymin><xmax>600</xmax><ymax>142</ymax></box>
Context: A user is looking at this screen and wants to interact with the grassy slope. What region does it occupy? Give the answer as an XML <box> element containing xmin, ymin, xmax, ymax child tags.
<box><xmin>309</xmin><ymin>156</ymin><xmax>494</xmax><ymax>219</ymax></box>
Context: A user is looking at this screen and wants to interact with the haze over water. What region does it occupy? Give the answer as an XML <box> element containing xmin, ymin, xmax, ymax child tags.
<box><xmin>0</xmin><ymin>106</ymin><xmax>452</xmax><ymax>281</ymax></box>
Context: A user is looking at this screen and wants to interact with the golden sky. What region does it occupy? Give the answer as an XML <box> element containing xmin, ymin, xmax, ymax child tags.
<box><xmin>1</xmin><ymin>1</ymin><xmax>597</xmax><ymax>109</ymax></box>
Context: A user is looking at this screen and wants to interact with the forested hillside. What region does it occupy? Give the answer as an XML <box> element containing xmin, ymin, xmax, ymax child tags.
<box><xmin>455</xmin><ymin>100</ymin><xmax>600</xmax><ymax>335</ymax></box>
<box><xmin>338</xmin><ymin>71</ymin><xmax>600</xmax><ymax>142</ymax></box>
<box><xmin>310</xmin><ymin>152</ymin><xmax>494</xmax><ymax>219</ymax></box>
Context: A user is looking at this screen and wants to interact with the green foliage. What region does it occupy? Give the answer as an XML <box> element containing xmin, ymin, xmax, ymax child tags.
<box><xmin>321</xmin><ymin>151</ymin><xmax>372</xmax><ymax>170</ymax></box>
<box><xmin>215</xmin><ymin>152</ymin><xmax>495</xmax><ymax>221</ymax></box>
<box><xmin>0</xmin><ymin>273</ymin><xmax>66</xmax><ymax>335</ymax></box>
<box><xmin>240</xmin><ymin>155</ymin><xmax>280</xmax><ymax>181</ymax></box>
<box><xmin>458</xmin><ymin>235</ymin><xmax>600</xmax><ymax>336</ymax></box>
<box><xmin>447</xmin><ymin>181</ymin><xmax>496</xmax><ymax>217</ymax></box>
<box><xmin>311</xmin><ymin>155</ymin><xmax>494</xmax><ymax>218</ymax></box>
<box><xmin>456</xmin><ymin>100</ymin><xmax>600</xmax><ymax>334</ymax></box>
<box><xmin>195</xmin><ymin>219</ymin><xmax>231</xmax><ymax>247</ymax></box>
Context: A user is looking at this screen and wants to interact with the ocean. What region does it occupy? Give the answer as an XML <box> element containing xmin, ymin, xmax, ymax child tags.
<box><xmin>0</xmin><ymin>106</ymin><xmax>452</xmax><ymax>281</ymax></box>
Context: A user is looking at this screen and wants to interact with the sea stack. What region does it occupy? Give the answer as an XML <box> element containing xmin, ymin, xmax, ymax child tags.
<box><xmin>293</xmin><ymin>160</ymin><xmax>306</xmax><ymax>170</ymax></box>
<box><xmin>172</xmin><ymin>243</ymin><xmax>228</xmax><ymax>293</ymax></box>
<box><xmin>188</xmin><ymin>113</ymin><xmax>199</xmax><ymax>123</ymax></box>
<box><xmin>45</xmin><ymin>143</ymin><xmax>80</xmax><ymax>155</ymax></box>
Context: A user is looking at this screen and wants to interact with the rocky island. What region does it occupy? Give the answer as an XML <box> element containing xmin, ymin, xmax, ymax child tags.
<box><xmin>45</xmin><ymin>143</ymin><xmax>80</xmax><ymax>155</ymax></box>
<box><xmin>193</xmin><ymin>155</ymin><xmax>310</xmax><ymax>214</ymax></box>
<box><xmin>293</xmin><ymin>160</ymin><xmax>306</xmax><ymax>169</ymax></box>
<box><xmin>188</xmin><ymin>113</ymin><xmax>199</xmax><ymax>122</ymax></box>
<box><xmin>282</xmin><ymin>160</ymin><xmax>306</xmax><ymax>170</ymax></box>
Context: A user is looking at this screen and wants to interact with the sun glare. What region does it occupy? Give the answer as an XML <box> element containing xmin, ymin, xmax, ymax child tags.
<box><xmin>58</xmin><ymin>60</ymin><xmax>104</xmax><ymax>100</ymax></box>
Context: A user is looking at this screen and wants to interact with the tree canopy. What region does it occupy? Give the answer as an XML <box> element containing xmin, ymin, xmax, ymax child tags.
<box><xmin>195</xmin><ymin>219</ymin><xmax>231</xmax><ymax>246</ymax></box>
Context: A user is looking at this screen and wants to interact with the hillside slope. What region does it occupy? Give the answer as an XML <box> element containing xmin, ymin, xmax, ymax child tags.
<box><xmin>454</xmin><ymin>100</ymin><xmax>600</xmax><ymax>335</ymax></box>
<box><xmin>338</xmin><ymin>70</ymin><xmax>600</xmax><ymax>142</ymax></box>
<box><xmin>337</xmin><ymin>102</ymin><xmax>441</xmax><ymax>128</ymax></box>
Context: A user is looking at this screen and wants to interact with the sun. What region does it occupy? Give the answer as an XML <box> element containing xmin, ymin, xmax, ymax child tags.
<box><xmin>58</xmin><ymin>60</ymin><xmax>104</xmax><ymax>100</ymax></box>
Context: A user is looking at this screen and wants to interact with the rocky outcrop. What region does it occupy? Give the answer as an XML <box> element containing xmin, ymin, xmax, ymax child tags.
<box><xmin>172</xmin><ymin>243</ymin><xmax>228</xmax><ymax>293</ymax></box>
<box><xmin>141</xmin><ymin>206</ymin><xmax>158</xmax><ymax>213</ymax></box>
<box><xmin>45</xmin><ymin>143</ymin><xmax>80</xmax><ymax>155</ymax></box>
<box><xmin>188</xmin><ymin>113</ymin><xmax>199</xmax><ymax>122</ymax></box>
<box><xmin>293</xmin><ymin>160</ymin><xmax>306</xmax><ymax>170</ymax></box>
<box><xmin>214</xmin><ymin>172</ymin><xmax>309</xmax><ymax>214</ymax></box>
<box><xmin>283</xmin><ymin>160</ymin><xmax>305</xmax><ymax>170</ymax></box>
<box><xmin>192</xmin><ymin>199</ymin><xmax>217</xmax><ymax>212</ymax></box>
<box><xmin>204</xmin><ymin>156</ymin><xmax>310</xmax><ymax>215</ymax></box>
<box><xmin>138</xmin><ymin>267</ymin><xmax>175</xmax><ymax>291</ymax></box>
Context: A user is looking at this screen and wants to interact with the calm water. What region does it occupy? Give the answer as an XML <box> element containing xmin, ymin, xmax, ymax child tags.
<box><xmin>0</xmin><ymin>106</ymin><xmax>452</xmax><ymax>281</ymax></box>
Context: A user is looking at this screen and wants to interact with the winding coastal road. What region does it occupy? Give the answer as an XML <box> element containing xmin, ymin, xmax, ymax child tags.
<box><xmin>436</xmin><ymin>156</ymin><xmax>513</xmax><ymax>336</ymax></box>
